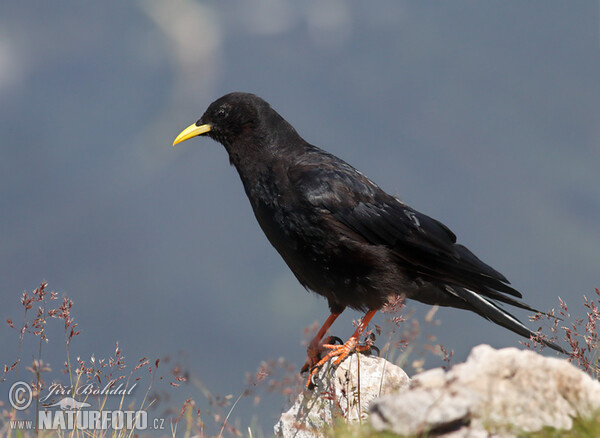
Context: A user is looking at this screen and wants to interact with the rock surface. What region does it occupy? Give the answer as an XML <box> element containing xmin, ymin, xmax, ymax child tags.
<box><xmin>370</xmin><ymin>344</ymin><xmax>600</xmax><ymax>436</ymax></box>
<box><xmin>275</xmin><ymin>345</ymin><xmax>600</xmax><ymax>437</ymax></box>
<box><xmin>274</xmin><ymin>353</ymin><xmax>409</xmax><ymax>437</ymax></box>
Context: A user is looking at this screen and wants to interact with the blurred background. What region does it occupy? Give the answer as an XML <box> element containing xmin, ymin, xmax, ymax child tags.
<box><xmin>1</xmin><ymin>0</ymin><xmax>599</xmax><ymax>434</ymax></box>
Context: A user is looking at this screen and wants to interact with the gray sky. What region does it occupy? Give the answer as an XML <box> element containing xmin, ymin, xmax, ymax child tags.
<box><xmin>1</xmin><ymin>1</ymin><xmax>599</xmax><ymax>434</ymax></box>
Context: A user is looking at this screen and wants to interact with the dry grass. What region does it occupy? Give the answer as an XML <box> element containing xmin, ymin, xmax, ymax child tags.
<box><xmin>524</xmin><ymin>287</ymin><xmax>600</xmax><ymax>378</ymax></box>
<box><xmin>0</xmin><ymin>282</ymin><xmax>303</xmax><ymax>437</ymax></box>
<box><xmin>2</xmin><ymin>282</ymin><xmax>598</xmax><ymax>437</ymax></box>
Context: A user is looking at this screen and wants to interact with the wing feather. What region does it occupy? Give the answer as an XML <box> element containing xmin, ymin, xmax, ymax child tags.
<box><xmin>289</xmin><ymin>151</ymin><xmax>521</xmax><ymax>299</ymax></box>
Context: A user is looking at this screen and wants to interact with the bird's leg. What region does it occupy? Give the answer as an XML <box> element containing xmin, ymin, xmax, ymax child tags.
<box><xmin>307</xmin><ymin>309</ymin><xmax>378</xmax><ymax>387</ymax></box>
<box><xmin>301</xmin><ymin>311</ymin><xmax>342</xmax><ymax>374</ymax></box>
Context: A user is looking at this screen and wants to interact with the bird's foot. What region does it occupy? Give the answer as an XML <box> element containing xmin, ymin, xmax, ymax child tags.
<box><xmin>300</xmin><ymin>335</ymin><xmax>342</xmax><ymax>374</ymax></box>
<box><xmin>304</xmin><ymin>336</ymin><xmax>374</xmax><ymax>389</ymax></box>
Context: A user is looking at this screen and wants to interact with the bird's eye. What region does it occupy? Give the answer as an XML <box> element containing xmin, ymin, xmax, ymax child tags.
<box><xmin>215</xmin><ymin>107</ymin><xmax>228</xmax><ymax>120</ymax></box>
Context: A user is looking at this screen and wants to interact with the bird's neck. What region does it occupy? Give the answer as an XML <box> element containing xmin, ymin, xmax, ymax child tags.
<box><xmin>227</xmin><ymin>135</ymin><xmax>308</xmax><ymax>210</ymax></box>
<box><xmin>225</xmin><ymin>115</ymin><xmax>306</xmax><ymax>180</ymax></box>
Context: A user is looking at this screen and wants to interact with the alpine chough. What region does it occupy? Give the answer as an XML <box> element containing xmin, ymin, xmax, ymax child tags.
<box><xmin>173</xmin><ymin>92</ymin><xmax>565</xmax><ymax>384</ymax></box>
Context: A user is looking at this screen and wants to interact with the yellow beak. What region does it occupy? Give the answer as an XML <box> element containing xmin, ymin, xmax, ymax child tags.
<box><xmin>172</xmin><ymin>123</ymin><xmax>212</xmax><ymax>146</ymax></box>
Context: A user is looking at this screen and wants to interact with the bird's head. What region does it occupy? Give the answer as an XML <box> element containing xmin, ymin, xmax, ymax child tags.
<box><xmin>173</xmin><ymin>92</ymin><xmax>270</xmax><ymax>148</ymax></box>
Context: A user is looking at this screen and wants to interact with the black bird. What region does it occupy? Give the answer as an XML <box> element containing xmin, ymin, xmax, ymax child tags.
<box><xmin>173</xmin><ymin>92</ymin><xmax>565</xmax><ymax>382</ymax></box>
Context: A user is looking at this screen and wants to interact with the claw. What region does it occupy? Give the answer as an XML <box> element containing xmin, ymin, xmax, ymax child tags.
<box><xmin>301</xmin><ymin>335</ymin><xmax>345</xmax><ymax>375</ymax></box>
<box><xmin>302</xmin><ymin>309</ymin><xmax>379</xmax><ymax>389</ymax></box>
<box><xmin>324</xmin><ymin>335</ymin><xmax>343</xmax><ymax>346</ymax></box>
<box><xmin>301</xmin><ymin>342</ymin><xmax>330</xmax><ymax>374</ymax></box>
<box><xmin>306</xmin><ymin>336</ymin><xmax>375</xmax><ymax>387</ymax></box>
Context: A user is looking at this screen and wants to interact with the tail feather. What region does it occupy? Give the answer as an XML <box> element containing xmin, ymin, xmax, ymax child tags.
<box><xmin>448</xmin><ymin>286</ymin><xmax>567</xmax><ymax>354</ymax></box>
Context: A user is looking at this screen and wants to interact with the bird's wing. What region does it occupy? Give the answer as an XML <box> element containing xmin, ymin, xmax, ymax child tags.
<box><xmin>289</xmin><ymin>152</ymin><xmax>522</xmax><ymax>299</ymax></box>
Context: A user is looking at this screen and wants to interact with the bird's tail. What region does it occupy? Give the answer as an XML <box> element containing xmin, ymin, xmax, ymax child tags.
<box><xmin>448</xmin><ymin>286</ymin><xmax>567</xmax><ymax>354</ymax></box>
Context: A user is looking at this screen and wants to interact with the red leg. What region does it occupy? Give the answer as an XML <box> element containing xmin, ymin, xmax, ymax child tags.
<box><xmin>301</xmin><ymin>311</ymin><xmax>342</xmax><ymax>374</ymax></box>
<box><xmin>307</xmin><ymin>309</ymin><xmax>378</xmax><ymax>387</ymax></box>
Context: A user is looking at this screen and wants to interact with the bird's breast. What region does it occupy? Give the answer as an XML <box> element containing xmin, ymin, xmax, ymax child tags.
<box><xmin>236</xmin><ymin>166</ymin><xmax>394</xmax><ymax>311</ymax></box>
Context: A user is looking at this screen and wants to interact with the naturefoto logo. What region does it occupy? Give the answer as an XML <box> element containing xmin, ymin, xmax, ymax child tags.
<box><xmin>8</xmin><ymin>381</ymin><xmax>164</xmax><ymax>431</ymax></box>
<box><xmin>44</xmin><ymin>397</ymin><xmax>91</xmax><ymax>410</ymax></box>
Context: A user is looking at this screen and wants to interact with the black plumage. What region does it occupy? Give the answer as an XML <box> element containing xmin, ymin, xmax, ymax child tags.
<box><xmin>173</xmin><ymin>92</ymin><xmax>565</xmax><ymax>378</ymax></box>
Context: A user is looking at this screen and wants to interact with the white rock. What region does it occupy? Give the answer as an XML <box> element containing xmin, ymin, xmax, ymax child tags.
<box><xmin>370</xmin><ymin>344</ymin><xmax>600</xmax><ymax>436</ymax></box>
<box><xmin>274</xmin><ymin>353</ymin><xmax>409</xmax><ymax>437</ymax></box>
